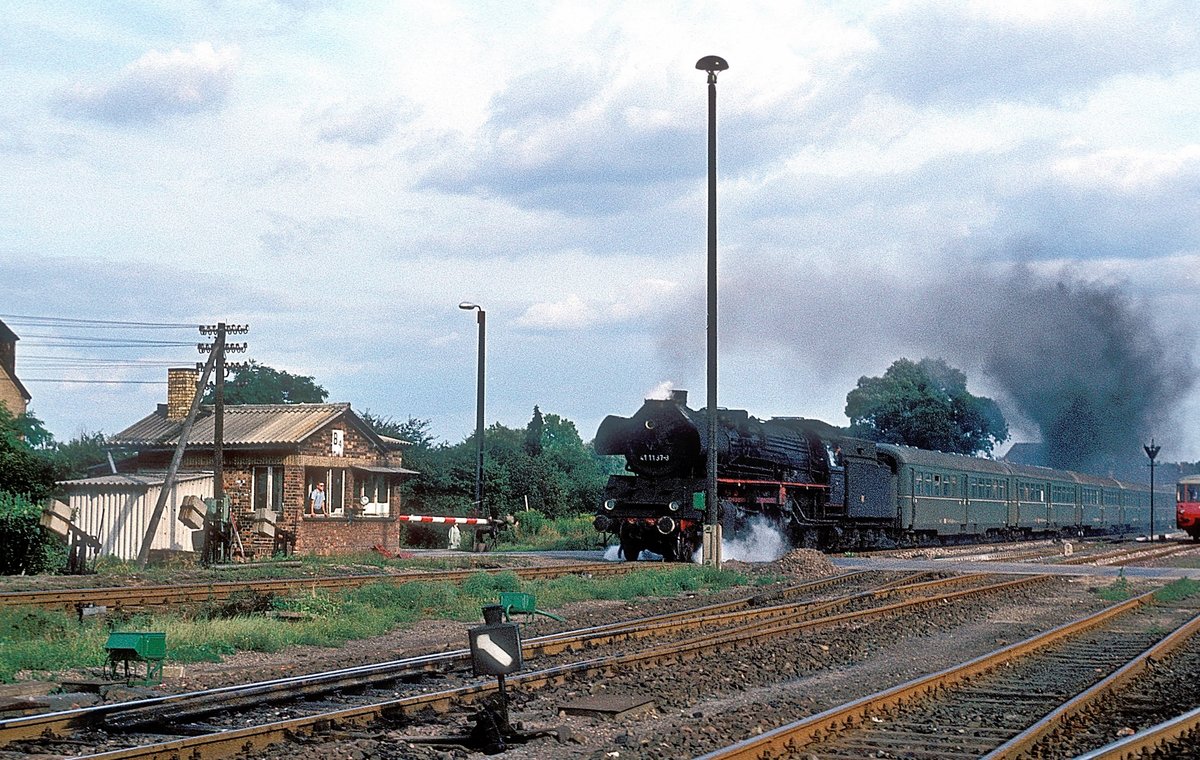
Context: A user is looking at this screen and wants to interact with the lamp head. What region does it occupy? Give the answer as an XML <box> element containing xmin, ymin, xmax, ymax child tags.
<box><xmin>459</xmin><ymin>302</ymin><xmax>480</xmax><ymax>311</ymax></box>
<box><xmin>695</xmin><ymin>55</ymin><xmax>729</xmax><ymax>73</ymax></box>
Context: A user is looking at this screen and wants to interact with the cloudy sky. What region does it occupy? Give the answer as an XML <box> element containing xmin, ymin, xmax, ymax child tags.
<box><xmin>3</xmin><ymin>0</ymin><xmax>1198</xmax><ymax>462</ymax></box>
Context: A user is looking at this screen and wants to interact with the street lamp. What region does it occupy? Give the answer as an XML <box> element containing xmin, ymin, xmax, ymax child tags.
<box><xmin>459</xmin><ymin>302</ymin><xmax>487</xmax><ymax>523</ymax></box>
<box><xmin>697</xmin><ymin>54</ymin><xmax>728</xmax><ymax>568</ymax></box>
<box><xmin>1144</xmin><ymin>439</ymin><xmax>1160</xmax><ymax>542</ymax></box>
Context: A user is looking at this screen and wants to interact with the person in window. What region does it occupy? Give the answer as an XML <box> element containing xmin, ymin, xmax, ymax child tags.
<box><xmin>309</xmin><ymin>482</ymin><xmax>326</xmax><ymax>516</ymax></box>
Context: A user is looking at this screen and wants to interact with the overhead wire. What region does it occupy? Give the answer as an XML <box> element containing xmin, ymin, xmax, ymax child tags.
<box><xmin>3</xmin><ymin>312</ymin><xmax>226</xmax><ymax>385</ymax></box>
<box><xmin>0</xmin><ymin>313</ymin><xmax>194</xmax><ymax>329</ymax></box>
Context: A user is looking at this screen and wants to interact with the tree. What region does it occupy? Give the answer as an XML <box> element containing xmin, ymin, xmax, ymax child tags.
<box><xmin>524</xmin><ymin>406</ymin><xmax>544</xmax><ymax>457</ymax></box>
<box><xmin>0</xmin><ymin>406</ymin><xmax>58</xmax><ymax>501</ymax></box>
<box><xmin>845</xmin><ymin>358</ymin><xmax>1008</xmax><ymax>455</ymax></box>
<box><xmin>359</xmin><ymin>411</ymin><xmax>436</xmax><ymax>446</ymax></box>
<box><xmin>359</xmin><ymin>407</ymin><xmax>611</xmax><ymax>521</ymax></box>
<box><xmin>204</xmin><ymin>361</ymin><xmax>328</xmax><ymax>405</ymax></box>
<box><xmin>51</xmin><ymin>431</ymin><xmax>117</xmax><ymax>480</ymax></box>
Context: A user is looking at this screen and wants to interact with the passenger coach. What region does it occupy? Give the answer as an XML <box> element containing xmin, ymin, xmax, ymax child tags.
<box><xmin>880</xmin><ymin>444</ymin><xmax>1170</xmax><ymax>541</ymax></box>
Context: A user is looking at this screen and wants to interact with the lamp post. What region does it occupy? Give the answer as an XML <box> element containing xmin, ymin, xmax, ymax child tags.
<box><xmin>459</xmin><ymin>302</ymin><xmax>488</xmax><ymax>523</ymax></box>
<box><xmin>696</xmin><ymin>54</ymin><xmax>728</xmax><ymax>568</ymax></box>
<box><xmin>1144</xmin><ymin>439</ymin><xmax>1160</xmax><ymax>542</ymax></box>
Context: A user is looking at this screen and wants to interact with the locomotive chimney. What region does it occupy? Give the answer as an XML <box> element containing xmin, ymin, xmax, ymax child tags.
<box><xmin>669</xmin><ymin>389</ymin><xmax>688</xmax><ymax>405</ymax></box>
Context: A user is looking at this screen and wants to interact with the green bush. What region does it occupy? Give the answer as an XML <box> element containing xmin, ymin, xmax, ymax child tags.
<box><xmin>519</xmin><ymin>510</ymin><xmax>548</xmax><ymax>536</ymax></box>
<box><xmin>1095</xmin><ymin>572</ymin><xmax>1133</xmax><ymax>602</ymax></box>
<box><xmin>0</xmin><ymin>492</ymin><xmax>64</xmax><ymax>575</ymax></box>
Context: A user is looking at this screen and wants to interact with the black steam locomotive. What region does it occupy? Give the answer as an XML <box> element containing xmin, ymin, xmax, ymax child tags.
<box><xmin>592</xmin><ymin>391</ymin><xmax>1172</xmax><ymax>560</ymax></box>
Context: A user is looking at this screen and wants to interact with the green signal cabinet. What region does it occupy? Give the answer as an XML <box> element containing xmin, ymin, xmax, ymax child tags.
<box><xmin>104</xmin><ymin>631</ymin><xmax>166</xmax><ymax>685</ymax></box>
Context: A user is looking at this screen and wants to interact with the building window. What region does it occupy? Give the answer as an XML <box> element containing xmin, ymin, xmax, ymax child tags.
<box><xmin>253</xmin><ymin>466</ymin><xmax>284</xmax><ymax>514</ymax></box>
<box><xmin>357</xmin><ymin>474</ymin><xmax>391</xmax><ymax>516</ymax></box>
<box><xmin>306</xmin><ymin>468</ymin><xmax>346</xmax><ymax>516</ymax></box>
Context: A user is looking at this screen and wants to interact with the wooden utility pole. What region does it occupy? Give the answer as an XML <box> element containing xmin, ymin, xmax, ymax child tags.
<box><xmin>136</xmin><ymin>339</ymin><xmax>221</xmax><ymax>568</ymax></box>
<box><xmin>136</xmin><ymin>323</ymin><xmax>247</xmax><ymax>569</ymax></box>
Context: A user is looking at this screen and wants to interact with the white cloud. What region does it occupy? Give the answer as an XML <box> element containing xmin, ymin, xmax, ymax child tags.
<box><xmin>54</xmin><ymin>42</ymin><xmax>239</xmax><ymax>125</ymax></box>
<box><xmin>515</xmin><ymin>279</ymin><xmax>682</xmax><ymax>331</ymax></box>
<box><xmin>316</xmin><ymin>100</ymin><xmax>410</xmax><ymax>145</ymax></box>
<box><xmin>1052</xmin><ymin>146</ymin><xmax>1200</xmax><ymax>192</ymax></box>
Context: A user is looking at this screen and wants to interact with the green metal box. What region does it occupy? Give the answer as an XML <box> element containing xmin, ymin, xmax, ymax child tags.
<box><xmin>105</xmin><ymin>631</ymin><xmax>166</xmax><ymax>660</ymax></box>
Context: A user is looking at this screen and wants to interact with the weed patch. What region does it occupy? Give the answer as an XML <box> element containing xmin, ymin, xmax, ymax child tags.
<box><xmin>1154</xmin><ymin>577</ymin><xmax>1200</xmax><ymax>604</ymax></box>
<box><xmin>1095</xmin><ymin>572</ymin><xmax>1133</xmax><ymax>602</ymax></box>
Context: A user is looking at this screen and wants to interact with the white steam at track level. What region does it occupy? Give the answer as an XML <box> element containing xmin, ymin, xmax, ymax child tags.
<box><xmin>603</xmin><ymin>518</ymin><xmax>790</xmax><ymax>563</ymax></box>
<box><xmin>689</xmin><ymin>517</ymin><xmax>790</xmax><ymax>564</ymax></box>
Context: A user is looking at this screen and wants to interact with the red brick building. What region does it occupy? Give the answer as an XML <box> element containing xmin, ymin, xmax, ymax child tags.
<box><xmin>0</xmin><ymin>319</ymin><xmax>31</xmax><ymax>417</ymax></box>
<box><xmin>110</xmin><ymin>368</ymin><xmax>415</xmax><ymax>557</ymax></box>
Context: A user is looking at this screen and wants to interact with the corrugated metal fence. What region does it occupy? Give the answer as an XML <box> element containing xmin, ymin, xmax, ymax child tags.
<box><xmin>60</xmin><ymin>473</ymin><xmax>213</xmax><ymax>560</ymax></box>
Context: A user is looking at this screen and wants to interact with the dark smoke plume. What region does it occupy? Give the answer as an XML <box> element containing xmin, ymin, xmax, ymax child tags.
<box><xmin>936</xmin><ymin>267</ymin><xmax>1194</xmax><ymax>472</ymax></box>
<box><xmin>670</xmin><ymin>259</ymin><xmax>1196</xmax><ymax>474</ymax></box>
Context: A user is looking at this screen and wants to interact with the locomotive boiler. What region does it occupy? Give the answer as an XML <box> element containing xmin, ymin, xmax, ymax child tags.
<box><xmin>594</xmin><ymin>391</ymin><xmax>1172</xmax><ymax>560</ymax></box>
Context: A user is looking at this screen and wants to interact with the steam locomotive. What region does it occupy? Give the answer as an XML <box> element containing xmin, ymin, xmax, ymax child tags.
<box><xmin>592</xmin><ymin>390</ymin><xmax>1172</xmax><ymax>560</ymax></box>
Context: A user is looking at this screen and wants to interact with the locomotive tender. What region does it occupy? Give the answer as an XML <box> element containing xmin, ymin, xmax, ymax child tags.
<box><xmin>593</xmin><ymin>390</ymin><xmax>1172</xmax><ymax>560</ymax></box>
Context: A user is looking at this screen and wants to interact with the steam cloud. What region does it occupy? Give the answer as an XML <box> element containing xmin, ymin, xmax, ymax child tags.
<box><xmin>669</xmin><ymin>260</ymin><xmax>1196</xmax><ymax>474</ymax></box>
<box><xmin>715</xmin><ymin>517</ymin><xmax>789</xmax><ymax>563</ymax></box>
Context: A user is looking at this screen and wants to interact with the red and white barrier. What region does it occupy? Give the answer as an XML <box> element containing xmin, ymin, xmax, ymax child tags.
<box><xmin>395</xmin><ymin>514</ymin><xmax>491</xmax><ymax>525</ymax></box>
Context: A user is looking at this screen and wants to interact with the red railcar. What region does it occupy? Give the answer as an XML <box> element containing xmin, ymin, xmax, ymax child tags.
<box><xmin>1177</xmin><ymin>475</ymin><xmax>1200</xmax><ymax>540</ymax></box>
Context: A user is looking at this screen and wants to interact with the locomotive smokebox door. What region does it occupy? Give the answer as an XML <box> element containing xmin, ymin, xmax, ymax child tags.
<box><xmin>469</xmin><ymin>621</ymin><xmax>523</xmax><ymax>676</ymax></box>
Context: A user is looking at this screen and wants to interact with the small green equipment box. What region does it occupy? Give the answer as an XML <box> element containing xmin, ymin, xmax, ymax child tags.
<box><xmin>498</xmin><ymin>592</ymin><xmax>566</xmax><ymax>624</ymax></box>
<box><xmin>104</xmin><ymin>631</ymin><xmax>166</xmax><ymax>685</ymax></box>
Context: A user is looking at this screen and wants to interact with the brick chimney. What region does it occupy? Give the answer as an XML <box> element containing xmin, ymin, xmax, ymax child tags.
<box><xmin>166</xmin><ymin>367</ymin><xmax>200</xmax><ymax>421</ymax></box>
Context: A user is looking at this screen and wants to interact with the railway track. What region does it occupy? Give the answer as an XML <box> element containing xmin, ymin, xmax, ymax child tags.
<box><xmin>696</xmin><ymin>587</ymin><xmax>1200</xmax><ymax>759</ymax></box>
<box><xmin>3</xmin><ymin>571</ymin><xmax>1045</xmax><ymax>759</ymax></box>
<box><xmin>1056</xmin><ymin>541</ymin><xmax>1199</xmax><ymax>567</ymax></box>
<box><xmin>0</xmin><ymin>561</ymin><xmax>639</xmax><ymax>611</ymax></box>
<box><xmin>1072</xmin><ymin>706</ymin><xmax>1200</xmax><ymax>759</ymax></box>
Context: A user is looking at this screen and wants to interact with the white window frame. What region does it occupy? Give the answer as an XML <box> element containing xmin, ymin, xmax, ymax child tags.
<box><xmin>356</xmin><ymin>474</ymin><xmax>391</xmax><ymax>517</ymax></box>
<box><xmin>253</xmin><ymin>466</ymin><xmax>284</xmax><ymax>515</ymax></box>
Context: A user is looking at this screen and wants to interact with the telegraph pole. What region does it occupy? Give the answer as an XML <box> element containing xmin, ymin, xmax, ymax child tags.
<box><xmin>198</xmin><ymin>323</ymin><xmax>248</xmax><ymax>508</ymax></box>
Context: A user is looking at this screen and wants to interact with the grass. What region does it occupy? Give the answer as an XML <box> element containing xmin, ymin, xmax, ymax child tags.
<box><xmin>496</xmin><ymin>513</ymin><xmax>609</xmax><ymax>552</ymax></box>
<box><xmin>0</xmin><ymin>565</ymin><xmax>747</xmax><ymax>683</ymax></box>
<box><xmin>1153</xmin><ymin>577</ymin><xmax>1200</xmax><ymax>604</ymax></box>
<box><xmin>1094</xmin><ymin>571</ymin><xmax>1133</xmax><ymax>602</ymax></box>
